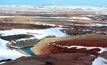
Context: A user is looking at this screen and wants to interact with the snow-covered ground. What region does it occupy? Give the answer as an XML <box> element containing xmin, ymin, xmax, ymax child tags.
<box><xmin>52</xmin><ymin>43</ymin><xmax>107</xmax><ymax>54</ymax></box>
<box><xmin>1</xmin><ymin>27</ymin><xmax>107</xmax><ymax>65</ymax></box>
<box><xmin>52</xmin><ymin>42</ymin><xmax>107</xmax><ymax>65</ymax></box>
<box><xmin>0</xmin><ymin>27</ymin><xmax>66</xmax><ymax>61</ymax></box>
<box><xmin>0</xmin><ymin>16</ymin><xmax>15</xmax><ymax>18</ymax></box>
<box><xmin>0</xmin><ymin>5</ymin><xmax>107</xmax><ymax>15</ymax></box>
<box><xmin>92</xmin><ymin>57</ymin><xmax>107</xmax><ymax>65</ymax></box>
<box><xmin>72</xmin><ymin>24</ymin><xmax>107</xmax><ymax>27</ymax></box>
<box><xmin>0</xmin><ymin>27</ymin><xmax>66</xmax><ymax>39</ymax></box>
<box><xmin>0</xmin><ymin>38</ymin><xmax>27</xmax><ymax>60</ymax></box>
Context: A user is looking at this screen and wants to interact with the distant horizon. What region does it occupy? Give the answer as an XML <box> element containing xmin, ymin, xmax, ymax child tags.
<box><xmin>0</xmin><ymin>5</ymin><xmax>106</xmax><ymax>8</ymax></box>
<box><xmin>0</xmin><ymin>0</ymin><xmax>107</xmax><ymax>7</ymax></box>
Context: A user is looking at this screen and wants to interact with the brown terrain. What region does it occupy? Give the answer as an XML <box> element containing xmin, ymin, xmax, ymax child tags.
<box><xmin>2</xmin><ymin>51</ymin><xmax>107</xmax><ymax>65</ymax></box>
<box><xmin>0</xmin><ymin>6</ymin><xmax>107</xmax><ymax>65</ymax></box>
<box><xmin>1</xmin><ymin>53</ymin><xmax>96</xmax><ymax>65</ymax></box>
<box><xmin>31</xmin><ymin>34</ymin><xmax>107</xmax><ymax>55</ymax></box>
<box><xmin>0</xmin><ymin>22</ymin><xmax>54</xmax><ymax>30</ymax></box>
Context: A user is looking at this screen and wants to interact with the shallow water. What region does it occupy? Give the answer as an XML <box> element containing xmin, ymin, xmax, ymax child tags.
<box><xmin>21</xmin><ymin>46</ymin><xmax>35</xmax><ymax>56</ymax></box>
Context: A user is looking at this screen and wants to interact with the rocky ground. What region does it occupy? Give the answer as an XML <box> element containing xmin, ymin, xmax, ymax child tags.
<box><xmin>0</xmin><ymin>6</ymin><xmax>107</xmax><ymax>65</ymax></box>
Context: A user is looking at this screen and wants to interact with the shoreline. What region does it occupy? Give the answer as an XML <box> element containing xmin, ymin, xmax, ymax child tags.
<box><xmin>16</xmin><ymin>49</ymin><xmax>31</xmax><ymax>56</ymax></box>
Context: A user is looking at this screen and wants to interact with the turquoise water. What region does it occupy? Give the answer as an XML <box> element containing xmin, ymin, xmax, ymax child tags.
<box><xmin>20</xmin><ymin>46</ymin><xmax>35</xmax><ymax>56</ymax></box>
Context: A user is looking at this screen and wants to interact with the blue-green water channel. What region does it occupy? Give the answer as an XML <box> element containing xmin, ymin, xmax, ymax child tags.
<box><xmin>20</xmin><ymin>46</ymin><xmax>35</xmax><ymax>56</ymax></box>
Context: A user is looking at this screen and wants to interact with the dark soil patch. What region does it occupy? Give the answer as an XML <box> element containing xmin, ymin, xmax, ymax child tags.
<box><xmin>0</xmin><ymin>34</ymin><xmax>33</xmax><ymax>41</ymax></box>
<box><xmin>0</xmin><ymin>22</ymin><xmax>54</xmax><ymax>30</ymax></box>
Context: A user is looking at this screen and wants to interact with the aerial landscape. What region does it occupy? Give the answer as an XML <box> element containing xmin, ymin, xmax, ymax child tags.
<box><xmin>0</xmin><ymin>0</ymin><xmax>107</xmax><ymax>65</ymax></box>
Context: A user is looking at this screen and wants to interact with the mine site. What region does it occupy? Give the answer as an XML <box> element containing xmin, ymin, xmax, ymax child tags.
<box><xmin>0</xmin><ymin>5</ymin><xmax>107</xmax><ymax>65</ymax></box>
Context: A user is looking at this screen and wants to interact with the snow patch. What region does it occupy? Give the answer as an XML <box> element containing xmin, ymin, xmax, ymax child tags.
<box><xmin>73</xmin><ymin>24</ymin><xmax>107</xmax><ymax>27</ymax></box>
<box><xmin>92</xmin><ymin>57</ymin><xmax>107</xmax><ymax>65</ymax></box>
<box><xmin>0</xmin><ymin>38</ymin><xmax>27</xmax><ymax>60</ymax></box>
<box><xmin>52</xmin><ymin>43</ymin><xmax>107</xmax><ymax>53</ymax></box>
<box><xmin>0</xmin><ymin>27</ymin><xmax>66</xmax><ymax>39</ymax></box>
<box><xmin>0</xmin><ymin>27</ymin><xmax>65</xmax><ymax>60</ymax></box>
